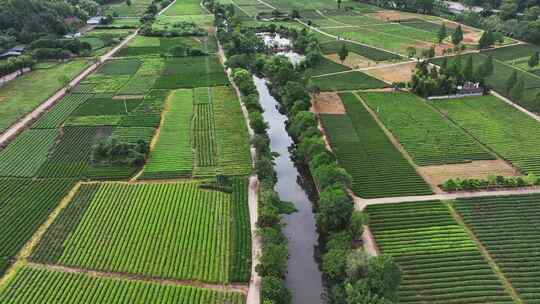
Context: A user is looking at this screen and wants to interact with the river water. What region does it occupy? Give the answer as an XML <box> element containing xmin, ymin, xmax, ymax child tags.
<box><xmin>253</xmin><ymin>75</ymin><xmax>323</xmax><ymax>304</ymax></box>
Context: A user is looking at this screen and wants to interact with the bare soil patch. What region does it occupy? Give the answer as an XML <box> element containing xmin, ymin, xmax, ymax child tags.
<box><xmin>312</xmin><ymin>92</ymin><xmax>346</xmax><ymax>114</ymax></box>
<box><xmin>325</xmin><ymin>53</ymin><xmax>376</xmax><ymax>69</ymax></box>
<box><xmin>0</xmin><ymin>96</ymin><xmax>5</xmax><ymax>102</ymax></box>
<box><xmin>364</xmin><ymin>62</ymin><xmax>416</xmax><ymax>83</ymax></box>
<box><xmin>418</xmin><ymin>160</ymin><xmax>520</xmax><ymax>191</ymax></box>
<box><xmin>463</xmin><ymin>31</ymin><xmax>482</xmax><ymax>44</ymax></box>
<box><xmin>368</xmin><ymin>10</ymin><xmax>418</xmax><ymax>22</ymax></box>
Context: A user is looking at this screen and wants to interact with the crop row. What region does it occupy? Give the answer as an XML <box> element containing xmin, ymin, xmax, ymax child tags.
<box><xmin>194</xmin><ymin>102</ymin><xmax>217</xmax><ymax>167</ymax></box>
<box><xmin>0</xmin><ymin>128</ymin><xmax>59</xmax><ymax>177</ymax></box>
<box><xmin>434</xmin><ymin>95</ymin><xmax>540</xmax><ymax>175</ymax></box>
<box><xmin>319</xmin><ymin>40</ymin><xmax>402</xmax><ymax>61</ymax></box>
<box><xmin>0</xmin><ymin>266</ymin><xmax>245</xmax><ymax>303</ymax></box>
<box><xmin>32</xmin><ymin>180</ymin><xmax>245</xmax><ymax>283</ymax></box>
<box><xmin>367</xmin><ymin>200</ymin><xmax>514</xmax><ymax>303</ymax></box>
<box><xmin>454</xmin><ymin>194</ymin><xmax>540</xmax><ymax>301</ymax></box>
<box><xmin>0</xmin><ymin>178</ymin><xmax>75</xmax><ymax>276</ymax></box>
<box><xmin>360</xmin><ymin>92</ymin><xmax>493</xmax><ymax>166</ymax></box>
<box><xmin>321</xmin><ymin>93</ymin><xmax>432</xmax><ymax>198</ymax></box>
<box><xmin>229</xmin><ymin>178</ymin><xmax>252</xmax><ymax>282</ymax></box>
<box><xmin>141</xmin><ymin>89</ymin><xmax>194</xmax><ymax>179</ymax></box>
<box><xmin>32</xmin><ymin>93</ymin><xmax>93</xmax><ymax>129</ymax></box>
<box><xmin>37</xmin><ymin>127</ymin><xmax>112</xmax><ymax>178</ymax></box>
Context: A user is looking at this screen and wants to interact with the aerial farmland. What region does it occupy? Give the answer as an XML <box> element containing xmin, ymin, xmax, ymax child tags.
<box><xmin>0</xmin><ymin>0</ymin><xmax>540</xmax><ymax>303</ymax></box>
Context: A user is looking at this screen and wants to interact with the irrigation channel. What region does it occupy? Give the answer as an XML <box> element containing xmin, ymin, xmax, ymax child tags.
<box><xmin>253</xmin><ymin>33</ymin><xmax>323</xmax><ymax>304</ymax></box>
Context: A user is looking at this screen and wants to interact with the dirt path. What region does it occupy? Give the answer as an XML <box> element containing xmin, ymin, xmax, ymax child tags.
<box><xmin>353</xmin><ymin>92</ymin><xmax>440</xmax><ymax>194</ymax></box>
<box><xmin>355</xmin><ymin>186</ymin><xmax>540</xmax><ymax>210</ymax></box>
<box><xmin>254</xmin><ymin>0</ymin><xmax>277</xmax><ymax>10</ymax></box>
<box><xmin>26</xmin><ymin>262</ymin><xmax>249</xmax><ymax>294</ymax></box>
<box><xmin>0</xmin><ymin>29</ymin><xmax>139</xmax><ymax>147</ymax></box>
<box><xmin>491</xmin><ymin>90</ymin><xmax>540</xmax><ymax>123</ymax></box>
<box><xmin>447</xmin><ymin>203</ymin><xmax>523</xmax><ymax>304</ymax></box>
<box><xmin>361</xmin><ymin>225</ymin><xmax>380</xmax><ymax>257</ymax></box>
<box><xmin>216</xmin><ymin>33</ymin><xmax>261</xmax><ymax>304</ymax></box>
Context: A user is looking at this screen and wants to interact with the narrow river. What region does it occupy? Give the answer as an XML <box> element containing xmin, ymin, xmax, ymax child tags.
<box><xmin>254</xmin><ymin>75</ymin><xmax>323</xmax><ymax>304</ymax></box>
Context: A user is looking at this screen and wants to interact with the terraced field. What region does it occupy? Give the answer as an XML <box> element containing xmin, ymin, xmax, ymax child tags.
<box><xmin>368</xmin><ymin>201</ymin><xmax>513</xmax><ymax>303</ymax></box>
<box><xmin>310</xmin><ymin>70</ymin><xmax>388</xmax><ymax>91</ymax></box>
<box><xmin>0</xmin><ymin>266</ymin><xmax>245</xmax><ymax>303</ymax></box>
<box><xmin>360</xmin><ymin>92</ymin><xmax>493</xmax><ymax>166</ymax></box>
<box><xmin>434</xmin><ymin>95</ymin><xmax>540</xmax><ymax>175</ymax></box>
<box><xmin>320</xmin><ymin>93</ymin><xmax>432</xmax><ymax>198</ymax></box>
<box><xmin>454</xmin><ymin>194</ymin><xmax>540</xmax><ymax>301</ymax></box>
<box><xmin>32</xmin><ymin>180</ymin><xmax>251</xmax><ymax>284</ymax></box>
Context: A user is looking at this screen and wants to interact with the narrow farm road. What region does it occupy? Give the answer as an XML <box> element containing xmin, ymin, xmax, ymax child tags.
<box><xmin>254</xmin><ymin>0</ymin><xmax>277</xmax><ymax>10</ymax></box>
<box><xmin>0</xmin><ymin>29</ymin><xmax>139</xmax><ymax>147</ymax></box>
<box><xmin>355</xmin><ymin>187</ymin><xmax>540</xmax><ymax>210</ymax></box>
<box><xmin>491</xmin><ymin>90</ymin><xmax>540</xmax><ymax>123</ymax></box>
<box><xmin>361</xmin><ymin>225</ymin><xmax>380</xmax><ymax>257</ymax></box>
<box><xmin>25</xmin><ymin>262</ymin><xmax>249</xmax><ymax>294</ymax></box>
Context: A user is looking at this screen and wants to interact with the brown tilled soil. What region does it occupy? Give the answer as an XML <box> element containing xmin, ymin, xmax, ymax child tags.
<box><xmin>368</xmin><ymin>10</ymin><xmax>419</xmax><ymax>21</ymax></box>
<box><xmin>312</xmin><ymin>92</ymin><xmax>346</xmax><ymax>114</ymax></box>
<box><xmin>463</xmin><ymin>31</ymin><xmax>482</xmax><ymax>44</ymax></box>
<box><xmin>364</xmin><ymin>62</ymin><xmax>416</xmax><ymax>83</ymax></box>
<box><xmin>418</xmin><ymin>160</ymin><xmax>520</xmax><ymax>190</ymax></box>
<box><xmin>325</xmin><ymin>53</ymin><xmax>376</xmax><ymax>69</ymax></box>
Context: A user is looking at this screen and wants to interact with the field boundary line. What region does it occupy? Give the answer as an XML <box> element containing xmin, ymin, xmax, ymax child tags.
<box><xmin>0</xmin><ymin>182</ymin><xmax>82</xmax><ymax>290</ymax></box>
<box><xmin>254</xmin><ymin>0</ymin><xmax>276</xmax><ymax>10</ymax></box>
<box><xmin>295</xmin><ymin>18</ymin><xmax>404</xmax><ymax>59</ymax></box>
<box><xmin>158</xmin><ymin>0</ymin><xmax>177</xmax><ymax>15</ymax></box>
<box><xmin>25</xmin><ymin>262</ymin><xmax>249</xmax><ymax>294</ymax></box>
<box><xmin>356</xmin><ymin>186</ymin><xmax>540</xmax><ymax>210</ymax></box>
<box><xmin>216</xmin><ymin>31</ymin><xmax>261</xmax><ymax>304</ymax></box>
<box><xmin>229</xmin><ymin>0</ymin><xmax>255</xmax><ymax>18</ymax></box>
<box><xmin>352</xmin><ymin>92</ymin><xmax>439</xmax><ymax>194</ymax></box>
<box><xmin>446</xmin><ymin>202</ymin><xmax>523</xmax><ymax>304</ymax></box>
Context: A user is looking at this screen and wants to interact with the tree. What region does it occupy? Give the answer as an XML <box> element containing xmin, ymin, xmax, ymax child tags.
<box><xmin>510</xmin><ymin>77</ymin><xmax>525</xmax><ymax>101</ymax></box>
<box><xmin>350</xmin><ymin>211</ymin><xmax>368</xmax><ymax>240</ymax></box>
<box><xmin>316</xmin><ymin>185</ymin><xmax>353</xmax><ymax>233</ymax></box>
<box><xmin>451</xmin><ymin>25</ymin><xmax>463</xmax><ymax>46</ymax></box>
<box><xmin>505</xmin><ymin>70</ymin><xmax>518</xmax><ymax>94</ymax></box>
<box><xmin>478</xmin><ymin>30</ymin><xmax>494</xmax><ymax>49</ymax></box>
<box><xmin>463</xmin><ymin>55</ymin><xmax>474</xmax><ymax>81</ymax></box>
<box><xmin>528</xmin><ymin>52</ymin><xmax>539</xmax><ymax>69</ymax></box>
<box><xmin>406</xmin><ymin>46</ymin><xmax>416</xmax><ymax>58</ymax></box>
<box><xmin>478</xmin><ymin>55</ymin><xmax>494</xmax><ymax>78</ymax></box>
<box><xmin>337</xmin><ymin>0</ymin><xmax>342</xmax><ymax>9</ymax></box>
<box><xmin>261</xmin><ymin>276</ymin><xmax>292</xmax><ymax>304</ymax></box>
<box><xmin>291</xmin><ymin>9</ymin><xmax>300</xmax><ymax>19</ymax></box>
<box><xmin>126</xmin><ymin>0</ymin><xmax>132</xmax><ymax>6</ymax></box>
<box><xmin>437</xmin><ymin>23</ymin><xmax>447</xmax><ymax>43</ymax></box>
<box><xmin>338</xmin><ymin>44</ymin><xmax>349</xmax><ymax>64</ymax></box>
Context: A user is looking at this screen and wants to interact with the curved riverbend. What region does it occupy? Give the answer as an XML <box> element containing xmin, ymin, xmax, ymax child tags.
<box><xmin>254</xmin><ymin>75</ymin><xmax>323</xmax><ymax>304</ymax></box>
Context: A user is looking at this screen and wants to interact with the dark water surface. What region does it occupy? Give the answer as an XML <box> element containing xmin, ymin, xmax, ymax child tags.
<box><xmin>254</xmin><ymin>76</ymin><xmax>323</xmax><ymax>304</ymax></box>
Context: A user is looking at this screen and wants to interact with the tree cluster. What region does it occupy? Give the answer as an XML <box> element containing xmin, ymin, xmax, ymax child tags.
<box><xmin>29</xmin><ymin>38</ymin><xmax>92</xmax><ymax>60</ymax></box>
<box><xmin>0</xmin><ymin>55</ymin><xmax>34</xmax><ymax>78</ymax></box>
<box><xmin>411</xmin><ymin>55</ymin><xmax>493</xmax><ymax>97</ymax></box>
<box><xmin>442</xmin><ymin>173</ymin><xmax>539</xmax><ymax>191</ymax></box>
<box><xmin>91</xmin><ymin>136</ymin><xmax>149</xmax><ymax>167</ymax></box>
<box><xmin>0</xmin><ymin>0</ymin><xmax>99</xmax><ymax>50</ymax></box>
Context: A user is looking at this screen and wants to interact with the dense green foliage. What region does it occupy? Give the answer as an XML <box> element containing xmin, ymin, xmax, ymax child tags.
<box><xmin>455</xmin><ymin>194</ymin><xmax>540</xmax><ymax>302</ymax></box>
<box><xmin>0</xmin><ymin>178</ymin><xmax>75</xmax><ymax>276</ymax></box>
<box><xmin>0</xmin><ymin>128</ymin><xmax>59</xmax><ymax>177</ymax></box>
<box><xmin>360</xmin><ymin>92</ymin><xmax>493</xmax><ymax>165</ymax></box>
<box><xmin>321</xmin><ymin>93</ymin><xmax>432</xmax><ymax>198</ymax></box>
<box><xmin>141</xmin><ymin>89</ymin><xmax>193</xmax><ymax>179</ymax></box>
<box><xmin>33</xmin><ymin>180</ymin><xmax>249</xmax><ymax>283</ymax></box>
<box><xmin>434</xmin><ymin>95</ymin><xmax>540</xmax><ymax>175</ymax></box>
<box><xmin>0</xmin><ymin>266</ymin><xmax>245</xmax><ymax>303</ymax></box>
<box><xmin>367</xmin><ymin>200</ymin><xmax>513</xmax><ymax>303</ymax></box>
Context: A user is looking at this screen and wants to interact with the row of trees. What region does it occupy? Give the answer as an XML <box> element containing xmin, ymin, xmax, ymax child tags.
<box><xmin>0</xmin><ymin>55</ymin><xmax>34</xmax><ymax>78</ymax></box>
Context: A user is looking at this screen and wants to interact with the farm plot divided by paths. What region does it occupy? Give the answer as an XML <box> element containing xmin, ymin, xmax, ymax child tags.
<box><xmin>320</xmin><ymin>92</ymin><xmax>432</xmax><ymax>198</ymax></box>
<box><xmin>367</xmin><ymin>201</ymin><xmax>514</xmax><ymax>303</ymax></box>
<box><xmin>359</xmin><ymin>92</ymin><xmax>494</xmax><ymax>166</ymax></box>
<box><xmin>453</xmin><ymin>194</ymin><xmax>540</xmax><ymax>302</ymax></box>
<box><xmin>30</xmin><ymin>180</ymin><xmax>251</xmax><ymax>284</ymax></box>
<box><xmin>0</xmin><ymin>266</ymin><xmax>245</xmax><ymax>304</ymax></box>
<box><xmin>433</xmin><ymin>95</ymin><xmax>540</xmax><ymax>175</ymax></box>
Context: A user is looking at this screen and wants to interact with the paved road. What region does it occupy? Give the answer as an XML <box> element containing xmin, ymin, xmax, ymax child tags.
<box><xmin>0</xmin><ymin>29</ymin><xmax>139</xmax><ymax>147</ymax></box>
